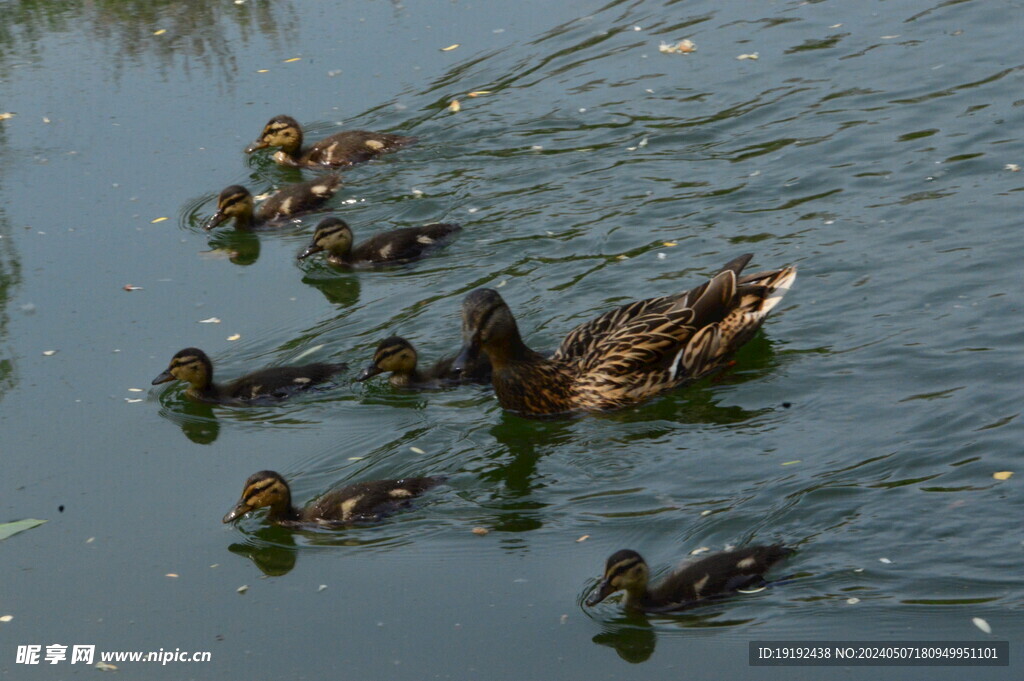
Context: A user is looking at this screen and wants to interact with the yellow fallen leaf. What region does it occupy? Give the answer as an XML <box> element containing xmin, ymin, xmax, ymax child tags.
<box><xmin>165</xmin><ymin>573</ymin><xmax>179</xmax><ymax>578</ymax></box>
<box><xmin>153</xmin><ymin>29</ymin><xmax>166</xmax><ymax>36</ymax></box>
<box><xmin>96</xmin><ymin>662</ymin><xmax>118</xmax><ymax>671</ymax></box>
<box><xmin>662</xmin><ymin>241</ymin><xmax>677</xmax><ymax>247</ymax></box>
<box><xmin>0</xmin><ymin>113</ymin><xmax>16</xmax><ymax>121</ymax></box>
<box><xmin>576</xmin><ymin>535</ymin><xmax>590</xmax><ymax>543</ymax></box>
<box><xmin>150</xmin><ymin>217</ymin><xmax>168</xmax><ymax>223</ymax></box>
<box><xmin>993</xmin><ymin>471</ymin><xmax>1013</xmax><ymax>480</ymax></box>
<box><xmin>441</xmin><ymin>44</ymin><xmax>460</xmax><ymax>51</ymax></box>
<box><xmin>472</xmin><ymin>527</ymin><xmax>489</xmax><ymax>536</ymax></box>
<box><xmin>448</xmin><ymin>99</ymin><xmax>461</xmax><ymax>112</ymax></box>
<box><xmin>781</xmin><ymin>460</ymin><xmax>801</xmax><ymax>466</ymax></box>
<box><xmin>467</xmin><ymin>91</ymin><xmax>491</xmax><ymax>97</ymax></box>
<box><xmin>226</xmin><ymin>333</ymin><xmax>241</xmax><ymax>341</ymax></box>
<box><xmin>257</xmin><ymin>69</ymin><xmax>269</xmax><ymax>73</ymax></box>
<box><xmin>284</xmin><ymin>57</ymin><xmax>302</xmax><ymax>63</ymax></box>
<box><xmin>0</xmin><ymin>615</ymin><xmax>12</xmax><ymax>622</ymax></box>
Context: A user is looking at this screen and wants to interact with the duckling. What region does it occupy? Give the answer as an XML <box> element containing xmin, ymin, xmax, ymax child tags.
<box><xmin>223</xmin><ymin>470</ymin><xmax>444</xmax><ymax>525</ymax></box>
<box><xmin>245</xmin><ymin>115</ymin><xmax>415</xmax><ymax>168</ymax></box>
<box><xmin>356</xmin><ymin>336</ymin><xmax>492</xmax><ymax>389</ymax></box>
<box><xmin>151</xmin><ymin>347</ymin><xmax>348</xmax><ymax>404</ymax></box>
<box><xmin>587</xmin><ymin>545</ymin><xmax>794</xmax><ymax>612</ymax></box>
<box><xmin>203</xmin><ymin>174</ymin><xmax>342</xmax><ymax>231</ymax></box>
<box><xmin>452</xmin><ymin>254</ymin><xmax>796</xmax><ymax>416</ymax></box>
<box><xmin>297</xmin><ymin>217</ymin><xmax>461</xmax><ymax>267</ymax></box>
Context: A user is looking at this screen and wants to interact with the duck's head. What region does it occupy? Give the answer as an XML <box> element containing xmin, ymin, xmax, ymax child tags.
<box><xmin>453</xmin><ymin>288</ymin><xmax>523</xmax><ymax>370</ymax></box>
<box><xmin>245</xmin><ymin>115</ymin><xmax>303</xmax><ymax>156</ymax></box>
<box><xmin>587</xmin><ymin>549</ymin><xmax>650</xmax><ymax>606</ymax></box>
<box><xmin>152</xmin><ymin>348</ymin><xmax>214</xmax><ymax>390</ymax></box>
<box><xmin>298</xmin><ymin>217</ymin><xmax>353</xmax><ymax>260</ymax></box>
<box><xmin>223</xmin><ymin>470</ymin><xmax>293</xmax><ymax>523</ymax></box>
<box><xmin>357</xmin><ymin>336</ymin><xmax>418</xmax><ymax>382</ymax></box>
<box><xmin>204</xmin><ymin>185</ymin><xmax>254</xmax><ymax>230</ymax></box>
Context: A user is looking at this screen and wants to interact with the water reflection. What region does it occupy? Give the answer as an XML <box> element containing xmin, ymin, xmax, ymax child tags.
<box><xmin>591</xmin><ymin>619</ymin><xmax>657</xmax><ymax>663</ymax></box>
<box><xmin>228</xmin><ymin>526</ymin><xmax>297</xmax><ymax>577</ymax></box>
<box><xmin>157</xmin><ymin>400</ymin><xmax>220</xmax><ymax>444</ymax></box>
<box><xmin>227</xmin><ymin>524</ymin><xmax>415</xmax><ymax>577</ymax></box>
<box><xmin>301</xmin><ymin>269</ymin><xmax>362</xmax><ymax>308</ymax></box>
<box><xmin>205</xmin><ymin>229</ymin><xmax>261</xmax><ymax>266</ymax></box>
<box><xmin>0</xmin><ymin>0</ymin><xmax>298</xmax><ymax>78</ymax></box>
<box><xmin>0</xmin><ymin>212</ymin><xmax>18</xmax><ymax>403</ymax></box>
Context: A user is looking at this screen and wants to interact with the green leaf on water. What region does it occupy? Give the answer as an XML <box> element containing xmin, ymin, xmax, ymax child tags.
<box><xmin>0</xmin><ymin>519</ymin><xmax>47</xmax><ymax>541</ymax></box>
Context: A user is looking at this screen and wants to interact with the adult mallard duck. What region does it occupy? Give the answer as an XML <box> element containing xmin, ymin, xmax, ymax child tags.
<box><xmin>203</xmin><ymin>174</ymin><xmax>341</xmax><ymax>231</ymax></box>
<box><xmin>245</xmin><ymin>115</ymin><xmax>415</xmax><ymax>168</ymax></box>
<box><xmin>222</xmin><ymin>470</ymin><xmax>444</xmax><ymax>525</ymax></box>
<box><xmin>298</xmin><ymin>218</ymin><xmax>461</xmax><ymax>267</ymax></box>
<box><xmin>356</xmin><ymin>336</ymin><xmax>491</xmax><ymax>389</ymax></box>
<box><xmin>152</xmin><ymin>347</ymin><xmax>347</xmax><ymax>404</ymax></box>
<box><xmin>586</xmin><ymin>544</ymin><xmax>794</xmax><ymax>612</ymax></box>
<box><xmin>452</xmin><ymin>254</ymin><xmax>796</xmax><ymax>416</ymax></box>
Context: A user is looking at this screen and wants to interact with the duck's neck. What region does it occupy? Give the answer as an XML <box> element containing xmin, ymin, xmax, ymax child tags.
<box><xmin>233</xmin><ymin>211</ymin><xmax>256</xmax><ymax>231</ymax></box>
<box><xmin>266</xmin><ymin>491</ymin><xmax>301</xmax><ymax>523</ymax></box>
<box><xmin>326</xmin><ymin>250</ymin><xmax>353</xmax><ymax>267</ymax></box>
<box><xmin>484</xmin><ymin>331</ymin><xmax>546</xmax><ymax>370</ymax></box>
<box><xmin>388</xmin><ymin>369</ymin><xmax>423</xmax><ymax>388</ymax></box>
<box><xmin>186</xmin><ymin>371</ymin><xmax>218</xmax><ymax>401</ymax></box>
<box><xmin>622</xmin><ymin>584</ymin><xmax>652</xmax><ymax>610</ymax></box>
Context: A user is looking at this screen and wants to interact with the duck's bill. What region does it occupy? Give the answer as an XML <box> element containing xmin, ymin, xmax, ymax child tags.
<box><xmin>222</xmin><ymin>502</ymin><xmax>252</xmax><ymax>523</ymax></box>
<box><xmin>203</xmin><ymin>211</ymin><xmax>228</xmax><ymax>231</ymax></box>
<box><xmin>586</xmin><ymin>580</ymin><xmax>616</xmax><ymax>607</ymax></box>
<box><xmin>355</xmin><ymin>363</ymin><xmax>382</xmax><ymax>382</ymax></box>
<box><xmin>151</xmin><ymin>370</ymin><xmax>174</xmax><ymax>385</ymax></box>
<box><xmin>451</xmin><ymin>342</ymin><xmax>479</xmax><ymax>374</ymax></box>
<box><xmin>244</xmin><ymin>139</ymin><xmax>268</xmax><ymax>154</ymax></box>
<box><xmin>297</xmin><ymin>244</ymin><xmax>321</xmax><ymax>260</ymax></box>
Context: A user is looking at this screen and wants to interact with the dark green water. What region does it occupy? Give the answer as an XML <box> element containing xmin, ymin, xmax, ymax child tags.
<box><xmin>1</xmin><ymin>1</ymin><xmax>1021</xmax><ymax>679</ymax></box>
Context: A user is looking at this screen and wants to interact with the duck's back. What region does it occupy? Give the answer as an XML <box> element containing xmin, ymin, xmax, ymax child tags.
<box><xmin>304</xmin><ymin>476</ymin><xmax>444</xmax><ymax>522</ymax></box>
<box><xmin>224</xmin><ymin>362</ymin><xmax>348</xmax><ymax>400</ymax></box>
<box><xmin>351</xmin><ymin>223</ymin><xmax>461</xmax><ymax>265</ymax></box>
<box><xmin>650</xmin><ymin>544</ymin><xmax>794</xmax><ymax>607</ymax></box>
<box><xmin>304</xmin><ymin>130</ymin><xmax>415</xmax><ymax>167</ymax></box>
<box><xmin>255</xmin><ymin>175</ymin><xmax>342</xmax><ymax>222</ymax></box>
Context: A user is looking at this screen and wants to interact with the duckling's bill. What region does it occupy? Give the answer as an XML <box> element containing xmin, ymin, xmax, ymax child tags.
<box><xmin>297</xmin><ymin>240</ymin><xmax>323</xmax><ymax>260</ymax></box>
<box><xmin>355</xmin><ymin>362</ymin><xmax>383</xmax><ymax>382</ymax></box>
<box><xmin>586</xmin><ymin>579</ymin><xmax>617</xmax><ymax>606</ymax></box>
<box><xmin>203</xmin><ymin>210</ymin><xmax>229</xmax><ymax>231</ymax></box>
<box><xmin>222</xmin><ymin>500</ymin><xmax>253</xmax><ymax>523</ymax></box>
<box><xmin>151</xmin><ymin>369</ymin><xmax>174</xmax><ymax>385</ymax></box>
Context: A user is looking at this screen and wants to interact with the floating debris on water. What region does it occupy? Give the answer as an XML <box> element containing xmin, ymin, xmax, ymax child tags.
<box><xmin>448</xmin><ymin>100</ymin><xmax>461</xmax><ymax>113</ymax></box>
<box><xmin>993</xmin><ymin>471</ymin><xmax>1013</xmax><ymax>480</ymax></box>
<box><xmin>660</xmin><ymin>39</ymin><xmax>696</xmax><ymax>54</ymax></box>
<box><xmin>441</xmin><ymin>44</ymin><xmax>460</xmax><ymax>52</ymax></box>
<box><xmin>972</xmin><ymin>617</ymin><xmax>991</xmax><ymax>634</ymax></box>
<box><xmin>198</xmin><ymin>317</ymin><xmax>221</xmax><ymax>324</ymax></box>
<box><xmin>472</xmin><ymin>527</ymin><xmax>489</xmax><ymax>536</ymax></box>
